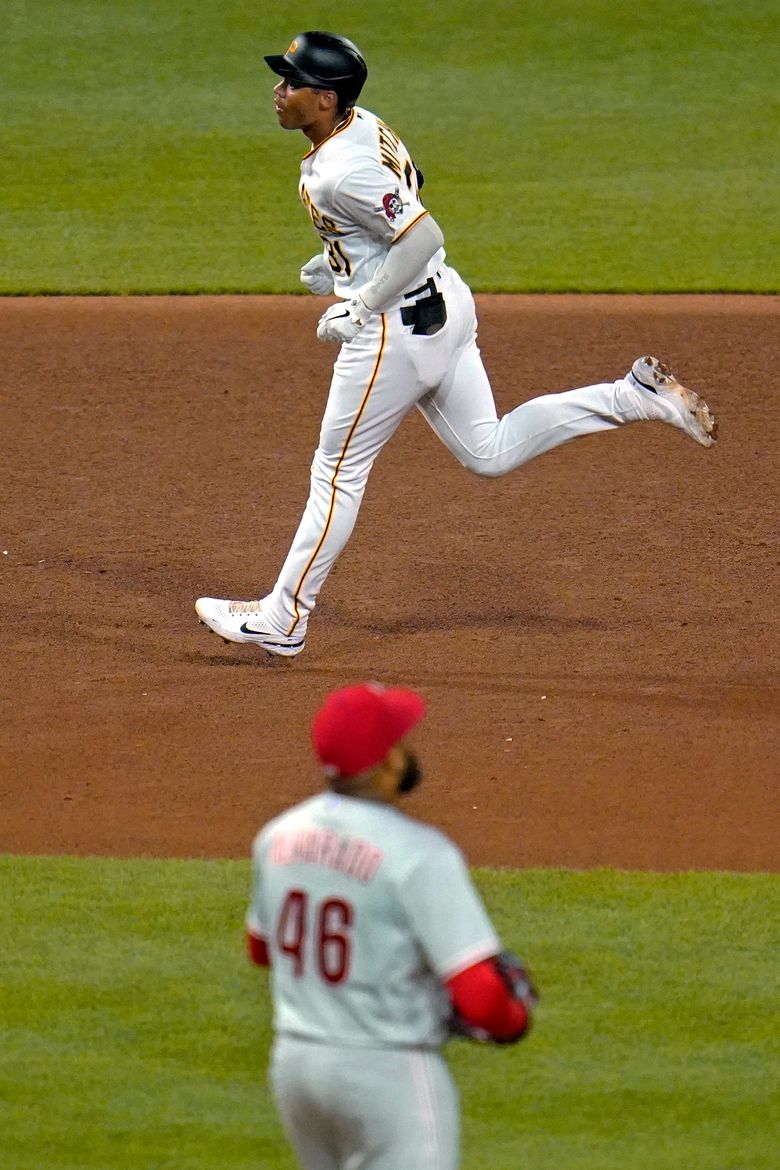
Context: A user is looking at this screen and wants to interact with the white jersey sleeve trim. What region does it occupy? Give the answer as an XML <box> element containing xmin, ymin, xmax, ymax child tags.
<box><xmin>330</xmin><ymin>156</ymin><xmax>428</xmax><ymax>245</ymax></box>
<box><xmin>245</xmin><ymin>911</ymin><xmax>266</xmax><ymax>938</ymax></box>
<box><xmin>438</xmin><ymin>940</ymin><xmax>501</xmax><ymax>983</ymax></box>
<box><xmin>392</xmin><ymin>210</ymin><xmax>429</xmax><ymax>244</ymax></box>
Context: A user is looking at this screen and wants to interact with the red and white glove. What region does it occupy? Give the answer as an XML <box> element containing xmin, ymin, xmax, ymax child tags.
<box><xmin>316</xmin><ymin>296</ymin><xmax>372</xmax><ymax>344</ymax></box>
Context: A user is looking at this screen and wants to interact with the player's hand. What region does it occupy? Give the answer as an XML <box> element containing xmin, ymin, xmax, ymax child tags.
<box><xmin>300</xmin><ymin>254</ymin><xmax>334</xmax><ymax>296</ymax></box>
<box><xmin>316</xmin><ymin>297</ymin><xmax>371</xmax><ymax>344</ymax></box>
<box><xmin>495</xmin><ymin>951</ymin><xmax>538</xmax><ymax>1013</ymax></box>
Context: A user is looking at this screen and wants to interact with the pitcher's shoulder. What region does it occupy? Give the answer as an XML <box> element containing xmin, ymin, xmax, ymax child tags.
<box><xmin>385</xmin><ymin>806</ymin><xmax>462</xmax><ymax>856</ymax></box>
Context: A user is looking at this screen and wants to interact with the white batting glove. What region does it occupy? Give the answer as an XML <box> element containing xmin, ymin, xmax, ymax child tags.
<box><xmin>300</xmin><ymin>254</ymin><xmax>335</xmax><ymax>296</ymax></box>
<box><xmin>316</xmin><ymin>296</ymin><xmax>371</xmax><ymax>344</ymax></box>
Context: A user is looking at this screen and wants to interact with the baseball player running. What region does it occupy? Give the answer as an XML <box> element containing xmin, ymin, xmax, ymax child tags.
<box><xmin>247</xmin><ymin>682</ymin><xmax>538</xmax><ymax>1170</ymax></box>
<box><xmin>196</xmin><ymin>31</ymin><xmax>717</xmax><ymax>658</ymax></box>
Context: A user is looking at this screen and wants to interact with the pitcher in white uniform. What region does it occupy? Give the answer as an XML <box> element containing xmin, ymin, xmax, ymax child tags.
<box><xmin>196</xmin><ymin>31</ymin><xmax>717</xmax><ymax>658</ymax></box>
<box><xmin>246</xmin><ymin>682</ymin><xmax>537</xmax><ymax>1170</ymax></box>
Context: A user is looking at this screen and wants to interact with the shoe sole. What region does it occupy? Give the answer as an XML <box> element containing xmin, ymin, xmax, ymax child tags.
<box><xmin>674</xmin><ymin>384</ymin><xmax>718</xmax><ymax>448</ymax></box>
<box><xmin>197</xmin><ymin>619</ymin><xmax>304</xmax><ymax>658</ymax></box>
<box><xmin>633</xmin><ymin>357</ymin><xmax>718</xmax><ymax>448</ymax></box>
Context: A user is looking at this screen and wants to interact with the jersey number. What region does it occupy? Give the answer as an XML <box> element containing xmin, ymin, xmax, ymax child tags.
<box><xmin>324</xmin><ymin>238</ymin><xmax>352</xmax><ymax>277</ymax></box>
<box><xmin>276</xmin><ymin>890</ymin><xmax>354</xmax><ymax>984</ymax></box>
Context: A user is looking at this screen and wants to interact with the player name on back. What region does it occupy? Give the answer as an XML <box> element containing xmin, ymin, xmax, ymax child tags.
<box><xmin>271</xmin><ymin>826</ymin><xmax>384</xmax><ymax>883</ymax></box>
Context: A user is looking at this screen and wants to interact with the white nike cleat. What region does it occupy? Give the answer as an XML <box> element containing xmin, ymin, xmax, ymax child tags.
<box><xmin>628</xmin><ymin>355</ymin><xmax>718</xmax><ymax>448</ymax></box>
<box><xmin>195</xmin><ymin>597</ymin><xmax>305</xmax><ymax>658</ymax></box>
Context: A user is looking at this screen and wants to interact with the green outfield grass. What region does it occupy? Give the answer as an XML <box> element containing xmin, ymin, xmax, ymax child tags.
<box><xmin>1</xmin><ymin>856</ymin><xmax>776</xmax><ymax>1170</ymax></box>
<box><xmin>3</xmin><ymin>0</ymin><xmax>778</xmax><ymax>294</ymax></box>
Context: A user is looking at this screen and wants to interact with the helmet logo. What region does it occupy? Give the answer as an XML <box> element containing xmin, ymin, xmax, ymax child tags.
<box><xmin>287</xmin><ymin>39</ymin><xmax>299</xmax><ymax>53</ymax></box>
<box><xmin>381</xmin><ymin>188</ymin><xmax>409</xmax><ymax>222</ymax></box>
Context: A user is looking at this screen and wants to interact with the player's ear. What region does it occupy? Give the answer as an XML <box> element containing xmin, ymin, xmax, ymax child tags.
<box><xmin>375</xmin><ymin>745</ymin><xmax>406</xmax><ymax>800</ymax></box>
<box><xmin>319</xmin><ymin>88</ymin><xmax>339</xmax><ymax>114</ymax></box>
<box><xmin>385</xmin><ymin>744</ymin><xmax>405</xmax><ymax>775</ymax></box>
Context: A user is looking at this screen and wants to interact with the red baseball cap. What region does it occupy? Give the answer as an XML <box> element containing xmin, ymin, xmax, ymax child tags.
<box><xmin>311</xmin><ymin>682</ymin><xmax>427</xmax><ymax>779</ymax></box>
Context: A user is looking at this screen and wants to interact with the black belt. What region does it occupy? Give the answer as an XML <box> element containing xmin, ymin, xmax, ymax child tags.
<box><xmin>400</xmin><ymin>276</ymin><xmax>447</xmax><ymax>336</ymax></box>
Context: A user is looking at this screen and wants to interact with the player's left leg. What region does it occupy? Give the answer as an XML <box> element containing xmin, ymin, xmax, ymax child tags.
<box><xmin>418</xmin><ymin>340</ymin><xmax>654</xmax><ymax>476</ymax></box>
<box><xmin>270</xmin><ymin>1038</ymin><xmax>342</xmax><ymax>1170</ymax></box>
<box><xmin>416</xmin><ymin>275</ymin><xmax>716</xmax><ymax>476</ymax></box>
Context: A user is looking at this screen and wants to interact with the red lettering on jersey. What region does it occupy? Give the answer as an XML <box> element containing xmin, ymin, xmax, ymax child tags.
<box><xmin>271</xmin><ymin>827</ymin><xmax>383</xmax><ymax>882</ymax></box>
<box><xmin>317</xmin><ymin>898</ymin><xmax>354</xmax><ymax>984</ymax></box>
<box><xmin>276</xmin><ymin>889</ymin><xmax>307</xmax><ymax>977</ymax></box>
<box><xmin>275</xmin><ymin>891</ymin><xmax>355</xmax><ymax>985</ymax></box>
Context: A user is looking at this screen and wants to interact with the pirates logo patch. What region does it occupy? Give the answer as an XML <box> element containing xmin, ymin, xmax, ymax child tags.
<box><xmin>381</xmin><ymin>187</ymin><xmax>409</xmax><ymax>222</ymax></box>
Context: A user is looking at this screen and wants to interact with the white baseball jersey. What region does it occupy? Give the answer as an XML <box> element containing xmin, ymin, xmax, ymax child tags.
<box><xmin>298</xmin><ymin>106</ymin><xmax>445</xmax><ymax>300</ymax></box>
<box><xmin>247</xmin><ymin>792</ymin><xmax>500</xmax><ymax>1048</ymax></box>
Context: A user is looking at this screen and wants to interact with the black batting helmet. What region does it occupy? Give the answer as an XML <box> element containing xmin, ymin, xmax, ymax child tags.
<box><xmin>264</xmin><ymin>31</ymin><xmax>368</xmax><ymax>107</ymax></box>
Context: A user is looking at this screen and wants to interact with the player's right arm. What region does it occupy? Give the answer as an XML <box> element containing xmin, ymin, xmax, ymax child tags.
<box><xmin>300</xmin><ymin>220</ymin><xmax>444</xmax><ymax>306</ymax></box>
<box><xmin>315</xmin><ymin>209</ymin><xmax>446</xmax><ymax>342</ymax></box>
<box><xmin>359</xmin><ymin>214</ymin><xmax>444</xmax><ymax>312</ymax></box>
<box><xmin>398</xmin><ymin>838</ymin><xmax>537</xmax><ymax>1044</ymax></box>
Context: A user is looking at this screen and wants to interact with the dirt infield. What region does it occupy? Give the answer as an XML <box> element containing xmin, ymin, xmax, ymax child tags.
<box><xmin>2</xmin><ymin>294</ymin><xmax>778</xmax><ymax>870</ymax></box>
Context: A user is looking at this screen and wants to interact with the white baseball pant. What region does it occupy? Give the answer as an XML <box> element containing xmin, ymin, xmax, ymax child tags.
<box><xmin>270</xmin><ymin>1035</ymin><xmax>459</xmax><ymax>1170</ymax></box>
<box><xmin>263</xmin><ymin>264</ymin><xmax>669</xmax><ymax>638</ymax></box>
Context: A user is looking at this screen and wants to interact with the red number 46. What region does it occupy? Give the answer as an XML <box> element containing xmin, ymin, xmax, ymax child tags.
<box><xmin>276</xmin><ymin>890</ymin><xmax>354</xmax><ymax>985</ymax></box>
